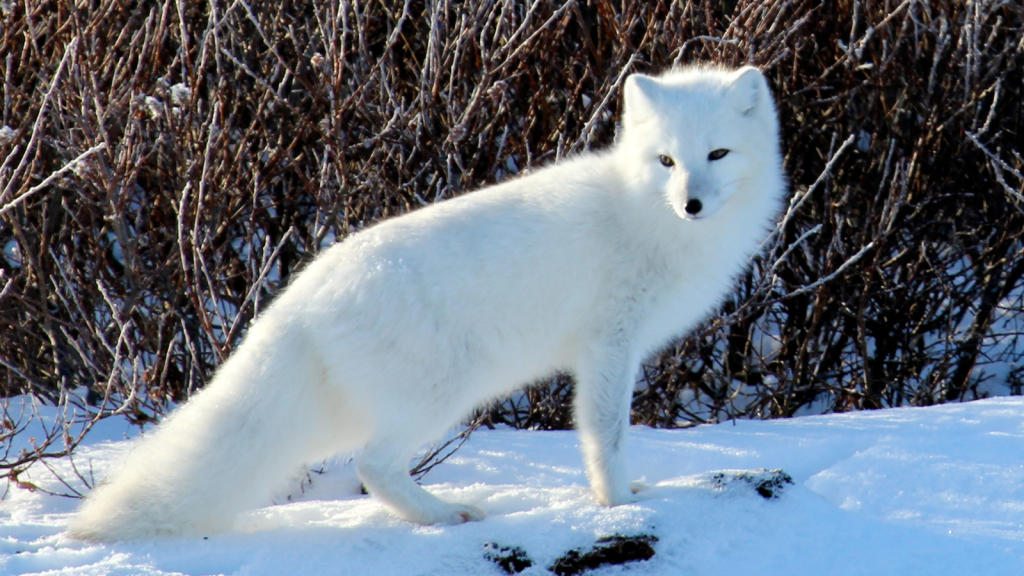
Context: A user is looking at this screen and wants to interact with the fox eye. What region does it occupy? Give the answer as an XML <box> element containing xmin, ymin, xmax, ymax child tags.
<box><xmin>708</xmin><ymin>149</ymin><xmax>729</xmax><ymax>161</ymax></box>
<box><xmin>658</xmin><ymin>155</ymin><xmax>674</xmax><ymax>167</ymax></box>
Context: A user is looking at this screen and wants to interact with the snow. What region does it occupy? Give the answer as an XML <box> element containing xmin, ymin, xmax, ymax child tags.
<box><xmin>3</xmin><ymin>398</ymin><xmax>1024</xmax><ymax>575</ymax></box>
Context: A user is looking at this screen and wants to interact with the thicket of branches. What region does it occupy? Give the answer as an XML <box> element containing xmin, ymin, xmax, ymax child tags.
<box><xmin>2</xmin><ymin>0</ymin><xmax>1023</xmax><ymax>487</ymax></box>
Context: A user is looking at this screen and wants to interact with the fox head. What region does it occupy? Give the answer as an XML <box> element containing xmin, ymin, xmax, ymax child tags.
<box><xmin>618</xmin><ymin>66</ymin><xmax>781</xmax><ymax>221</ymax></box>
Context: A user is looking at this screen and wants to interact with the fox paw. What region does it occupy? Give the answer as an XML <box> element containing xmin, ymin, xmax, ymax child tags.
<box><xmin>432</xmin><ymin>503</ymin><xmax>486</xmax><ymax>525</ymax></box>
<box><xmin>629</xmin><ymin>480</ymin><xmax>650</xmax><ymax>494</ymax></box>
<box><xmin>598</xmin><ymin>481</ymin><xmax>652</xmax><ymax>506</ymax></box>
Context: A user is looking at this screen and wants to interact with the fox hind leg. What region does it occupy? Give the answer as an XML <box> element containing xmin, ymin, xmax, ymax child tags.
<box><xmin>356</xmin><ymin>433</ymin><xmax>485</xmax><ymax>525</ymax></box>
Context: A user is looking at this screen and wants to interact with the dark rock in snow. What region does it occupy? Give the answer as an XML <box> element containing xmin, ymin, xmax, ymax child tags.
<box><xmin>711</xmin><ymin>468</ymin><xmax>794</xmax><ymax>500</ymax></box>
<box><xmin>483</xmin><ymin>542</ymin><xmax>534</xmax><ymax>574</ymax></box>
<box><xmin>549</xmin><ymin>533</ymin><xmax>658</xmax><ymax>576</ymax></box>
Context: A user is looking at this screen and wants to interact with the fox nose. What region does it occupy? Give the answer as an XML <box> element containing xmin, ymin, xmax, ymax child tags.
<box><xmin>684</xmin><ymin>199</ymin><xmax>703</xmax><ymax>215</ymax></box>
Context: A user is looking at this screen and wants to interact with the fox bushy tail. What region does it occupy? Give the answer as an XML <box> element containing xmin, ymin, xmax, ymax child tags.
<box><xmin>68</xmin><ymin>323</ymin><xmax>339</xmax><ymax>541</ymax></box>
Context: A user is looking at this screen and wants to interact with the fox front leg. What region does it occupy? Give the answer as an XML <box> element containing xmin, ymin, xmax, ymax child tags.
<box><xmin>573</xmin><ymin>341</ymin><xmax>644</xmax><ymax>506</ymax></box>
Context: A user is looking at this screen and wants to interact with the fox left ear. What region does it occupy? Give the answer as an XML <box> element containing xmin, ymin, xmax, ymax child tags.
<box><xmin>727</xmin><ymin>66</ymin><xmax>767</xmax><ymax>117</ymax></box>
<box><xmin>622</xmin><ymin>73</ymin><xmax>660</xmax><ymax>131</ymax></box>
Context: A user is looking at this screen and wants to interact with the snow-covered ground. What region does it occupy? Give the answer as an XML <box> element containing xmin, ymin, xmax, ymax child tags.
<box><xmin>3</xmin><ymin>397</ymin><xmax>1024</xmax><ymax>575</ymax></box>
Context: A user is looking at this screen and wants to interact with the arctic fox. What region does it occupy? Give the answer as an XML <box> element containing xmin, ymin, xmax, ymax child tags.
<box><xmin>68</xmin><ymin>65</ymin><xmax>785</xmax><ymax>540</ymax></box>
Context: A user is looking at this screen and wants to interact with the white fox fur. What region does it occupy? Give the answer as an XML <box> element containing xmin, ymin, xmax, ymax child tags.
<box><xmin>68</xmin><ymin>65</ymin><xmax>785</xmax><ymax>541</ymax></box>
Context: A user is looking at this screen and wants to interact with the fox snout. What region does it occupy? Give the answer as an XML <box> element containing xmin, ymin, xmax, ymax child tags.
<box><xmin>672</xmin><ymin>171</ymin><xmax>717</xmax><ymax>220</ymax></box>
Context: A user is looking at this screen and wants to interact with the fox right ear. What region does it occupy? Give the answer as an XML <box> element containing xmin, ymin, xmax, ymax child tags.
<box><xmin>622</xmin><ymin>74</ymin><xmax>660</xmax><ymax>131</ymax></box>
<box><xmin>727</xmin><ymin>66</ymin><xmax>768</xmax><ymax>117</ymax></box>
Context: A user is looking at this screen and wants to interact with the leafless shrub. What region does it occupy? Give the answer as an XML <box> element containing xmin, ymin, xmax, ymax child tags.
<box><xmin>1</xmin><ymin>0</ymin><xmax>1022</xmax><ymax>487</ymax></box>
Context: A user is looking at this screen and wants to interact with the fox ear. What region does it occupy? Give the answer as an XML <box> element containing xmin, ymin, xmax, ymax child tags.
<box><xmin>727</xmin><ymin>66</ymin><xmax>767</xmax><ymax>116</ymax></box>
<box><xmin>622</xmin><ymin>74</ymin><xmax>660</xmax><ymax>130</ymax></box>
